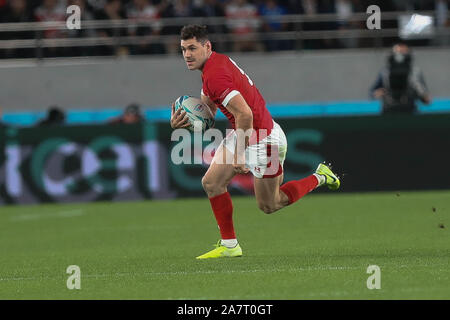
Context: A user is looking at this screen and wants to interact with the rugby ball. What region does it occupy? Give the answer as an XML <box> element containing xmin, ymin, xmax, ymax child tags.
<box><xmin>174</xmin><ymin>95</ymin><xmax>215</xmax><ymax>132</ymax></box>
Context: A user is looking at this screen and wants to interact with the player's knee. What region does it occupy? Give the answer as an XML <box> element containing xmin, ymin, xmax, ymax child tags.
<box><xmin>201</xmin><ymin>176</ymin><xmax>213</xmax><ymax>193</ymax></box>
<box><xmin>201</xmin><ymin>176</ymin><xmax>222</xmax><ymax>196</ymax></box>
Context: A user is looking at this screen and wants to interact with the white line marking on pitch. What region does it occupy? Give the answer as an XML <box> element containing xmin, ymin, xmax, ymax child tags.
<box><xmin>1</xmin><ymin>264</ymin><xmax>448</xmax><ymax>282</ymax></box>
<box><xmin>0</xmin><ymin>266</ymin><xmax>358</xmax><ymax>282</ymax></box>
<box><xmin>9</xmin><ymin>209</ymin><xmax>85</xmax><ymax>222</ymax></box>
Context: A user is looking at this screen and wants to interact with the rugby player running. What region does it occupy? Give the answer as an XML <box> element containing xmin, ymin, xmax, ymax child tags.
<box><xmin>170</xmin><ymin>25</ymin><xmax>340</xmax><ymax>259</ymax></box>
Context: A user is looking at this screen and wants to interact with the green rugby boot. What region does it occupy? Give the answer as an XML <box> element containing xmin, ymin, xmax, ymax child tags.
<box><xmin>196</xmin><ymin>240</ymin><xmax>243</xmax><ymax>259</ymax></box>
<box><xmin>315</xmin><ymin>162</ymin><xmax>341</xmax><ymax>190</ymax></box>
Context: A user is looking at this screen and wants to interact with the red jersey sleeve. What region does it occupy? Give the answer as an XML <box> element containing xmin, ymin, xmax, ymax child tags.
<box><xmin>204</xmin><ymin>67</ymin><xmax>240</xmax><ymax>107</ymax></box>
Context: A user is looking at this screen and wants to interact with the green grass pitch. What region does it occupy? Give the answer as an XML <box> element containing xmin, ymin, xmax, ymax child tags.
<box><xmin>0</xmin><ymin>190</ymin><xmax>449</xmax><ymax>299</ymax></box>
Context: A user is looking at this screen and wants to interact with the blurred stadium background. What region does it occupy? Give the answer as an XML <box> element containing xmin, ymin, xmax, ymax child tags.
<box><xmin>1</xmin><ymin>0</ymin><xmax>450</xmax><ymax>203</ymax></box>
<box><xmin>0</xmin><ymin>0</ymin><xmax>449</xmax><ymax>300</ymax></box>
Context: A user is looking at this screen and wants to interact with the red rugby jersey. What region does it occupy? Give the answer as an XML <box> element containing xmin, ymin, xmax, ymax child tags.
<box><xmin>201</xmin><ymin>52</ymin><xmax>273</xmax><ymax>137</ymax></box>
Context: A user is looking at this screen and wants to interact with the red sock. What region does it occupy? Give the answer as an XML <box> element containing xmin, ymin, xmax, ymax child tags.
<box><xmin>280</xmin><ymin>175</ymin><xmax>319</xmax><ymax>205</ymax></box>
<box><xmin>209</xmin><ymin>192</ymin><xmax>236</xmax><ymax>239</ymax></box>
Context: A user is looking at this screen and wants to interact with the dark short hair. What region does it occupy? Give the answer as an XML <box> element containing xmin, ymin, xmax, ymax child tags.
<box><xmin>180</xmin><ymin>25</ymin><xmax>209</xmax><ymax>44</ymax></box>
<box><xmin>47</xmin><ymin>106</ymin><xmax>65</xmax><ymax>122</ymax></box>
<box><xmin>125</xmin><ymin>103</ymin><xmax>141</xmax><ymax>115</ymax></box>
<box><xmin>393</xmin><ymin>41</ymin><xmax>409</xmax><ymax>49</ymax></box>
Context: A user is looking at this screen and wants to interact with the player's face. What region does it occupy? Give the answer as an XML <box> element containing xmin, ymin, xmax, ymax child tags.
<box><xmin>180</xmin><ymin>38</ymin><xmax>211</xmax><ymax>71</ymax></box>
<box><xmin>393</xmin><ymin>44</ymin><xmax>410</xmax><ymax>55</ymax></box>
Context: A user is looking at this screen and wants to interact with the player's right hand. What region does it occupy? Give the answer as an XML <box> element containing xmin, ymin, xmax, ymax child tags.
<box><xmin>170</xmin><ymin>103</ymin><xmax>190</xmax><ymax>129</ymax></box>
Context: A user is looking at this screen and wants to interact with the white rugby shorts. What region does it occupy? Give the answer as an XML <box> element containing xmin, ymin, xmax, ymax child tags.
<box><xmin>216</xmin><ymin>121</ymin><xmax>288</xmax><ymax>179</ymax></box>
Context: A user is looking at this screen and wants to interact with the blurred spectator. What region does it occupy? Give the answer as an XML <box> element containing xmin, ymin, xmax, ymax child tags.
<box><xmin>86</xmin><ymin>0</ymin><xmax>108</xmax><ymax>13</ymax></box>
<box><xmin>109</xmin><ymin>103</ymin><xmax>144</xmax><ymax>124</ymax></box>
<box><xmin>126</xmin><ymin>0</ymin><xmax>165</xmax><ymax>55</ymax></box>
<box><xmin>434</xmin><ymin>0</ymin><xmax>450</xmax><ymax>46</ymax></box>
<box><xmin>65</xmin><ymin>0</ymin><xmax>97</xmax><ymax>57</ymax></box>
<box><xmin>194</xmin><ymin>0</ymin><xmax>225</xmax><ymax>24</ymax></box>
<box><xmin>370</xmin><ymin>43</ymin><xmax>431</xmax><ymax>114</ymax></box>
<box><xmin>193</xmin><ymin>0</ymin><xmax>227</xmax><ymax>52</ymax></box>
<box><xmin>335</xmin><ymin>0</ymin><xmax>353</xmax><ymax>24</ymax></box>
<box><xmin>34</xmin><ymin>0</ymin><xmax>67</xmax><ymax>58</ymax></box>
<box><xmin>37</xmin><ymin>106</ymin><xmax>66</xmax><ymax>126</ymax></box>
<box><xmin>161</xmin><ymin>0</ymin><xmax>196</xmax><ymax>54</ymax></box>
<box><xmin>435</xmin><ymin>0</ymin><xmax>449</xmax><ymax>25</ymax></box>
<box><xmin>335</xmin><ymin>0</ymin><xmax>365</xmax><ymax>49</ymax></box>
<box><xmin>34</xmin><ymin>0</ymin><xmax>66</xmax><ymax>37</ymax></box>
<box><xmin>0</xmin><ymin>0</ymin><xmax>33</xmax><ymax>25</ymax></box>
<box><xmin>225</xmin><ymin>0</ymin><xmax>263</xmax><ymax>52</ymax></box>
<box><xmin>259</xmin><ymin>0</ymin><xmax>292</xmax><ymax>51</ymax></box>
<box><xmin>0</xmin><ymin>0</ymin><xmax>34</xmax><ymax>58</ymax></box>
<box><xmin>293</xmin><ymin>0</ymin><xmax>337</xmax><ymax>49</ymax></box>
<box><xmin>390</xmin><ymin>0</ymin><xmax>412</xmax><ymax>11</ymax></box>
<box><xmin>390</xmin><ymin>0</ymin><xmax>431</xmax><ymax>11</ymax></box>
<box><xmin>95</xmin><ymin>0</ymin><xmax>129</xmax><ymax>56</ymax></box>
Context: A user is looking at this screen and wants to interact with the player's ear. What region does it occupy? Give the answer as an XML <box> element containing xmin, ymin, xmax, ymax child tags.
<box><xmin>205</xmin><ymin>40</ymin><xmax>212</xmax><ymax>51</ymax></box>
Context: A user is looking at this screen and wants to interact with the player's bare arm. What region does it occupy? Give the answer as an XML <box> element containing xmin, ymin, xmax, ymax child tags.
<box><xmin>201</xmin><ymin>93</ymin><xmax>218</xmax><ymax>117</ymax></box>
<box><xmin>226</xmin><ymin>94</ymin><xmax>253</xmax><ymax>174</ymax></box>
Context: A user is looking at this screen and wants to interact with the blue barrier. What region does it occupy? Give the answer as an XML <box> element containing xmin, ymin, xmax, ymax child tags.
<box><xmin>1</xmin><ymin>98</ymin><xmax>449</xmax><ymax>126</ymax></box>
